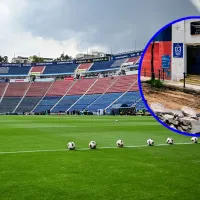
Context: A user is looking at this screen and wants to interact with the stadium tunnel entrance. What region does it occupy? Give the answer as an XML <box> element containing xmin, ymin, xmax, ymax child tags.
<box><xmin>187</xmin><ymin>45</ymin><xmax>200</xmax><ymax>75</ymax></box>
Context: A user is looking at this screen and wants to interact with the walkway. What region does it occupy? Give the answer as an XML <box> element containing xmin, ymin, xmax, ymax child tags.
<box><xmin>140</xmin><ymin>76</ymin><xmax>200</xmax><ymax>92</ymax></box>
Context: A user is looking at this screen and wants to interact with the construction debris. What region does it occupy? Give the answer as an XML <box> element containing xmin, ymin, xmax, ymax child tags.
<box><xmin>150</xmin><ymin>103</ymin><xmax>200</xmax><ymax>134</ymax></box>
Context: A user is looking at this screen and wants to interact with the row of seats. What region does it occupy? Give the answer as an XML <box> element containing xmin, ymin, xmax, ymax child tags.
<box><xmin>76</xmin><ymin>63</ymin><xmax>93</xmax><ymax>71</ymax></box>
<box><xmin>0</xmin><ymin>83</ymin><xmax>8</xmax><ymax>97</ymax></box>
<box><xmin>15</xmin><ymin>97</ymin><xmax>42</xmax><ymax>113</ymax></box>
<box><xmin>67</xmin><ymin>79</ymin><xmax>96</xmax><ymax>95</ymax></box>
<box><xmin>43</xmin><ymin>64</ymin><xmax>78</xmax><ymax>75</ymax></box>
<box><xmin>46</xmin><ymin>80</ymin><xmax>74</xmax><ymax>96</ymax></box>
<box><xmin>0</xmin><ymin>74</ymin><xmax>143</xmax><ymax>113</ymax></box>
<box><xmin>5</xmin><ymin>83</ymin><xmax>30</xmax><ymax>96</ymax></box>
<box><xmin>30</xmin><ymin>66</ymin><xmax>45</xmax><ymax>73</ymax></box>
<box><xmin>0</xmin><ymin>97</ymin><xmax>21</xmax><ymax>113</ymax></box>
<box><xmin>0</xmin><ymin>57</ymin><xmax>141</xmax><ymax>76</ymax></box>
<box><xmin>0</xmin><ymin>92</ymin><xmax>144</xmax><ymax>113</ymax></box>
<box><xmin>0</xmin><ymin>66</ymin><xmax>31</xmax><ymax>76</ymax></box>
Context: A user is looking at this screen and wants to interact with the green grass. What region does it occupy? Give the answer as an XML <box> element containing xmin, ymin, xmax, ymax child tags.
<box><xmin>146</xmin><ymin>78</ymin><xmax>164</xmax><ymax>88</ymax></box>
<box><xmin>0</xmin><ymin>115</ymin><xmax>200</xmax><ymax>200</ymax></box>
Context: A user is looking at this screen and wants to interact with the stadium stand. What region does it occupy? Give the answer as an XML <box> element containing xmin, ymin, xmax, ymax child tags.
<box><xmin>51</xmin><ymin>79</ymin><xmax>97</xmax><ymax>112</ymax></box>
<box><xmin>15</xmin><ymin>97</ymin><xmax>43</xmax><ymax>113</ymax></box>
<box><xmin>126</xmin><ymin>57</ymin><xmax>139</xmax><ymax>64</ymax></box>
<box><xmin>86</xmin><ymin>77</ymin><xmax>116</xmax><ymax>94</ymax></box>
<box><xmin>52</xmin><ymin>95</ymin><xmax>82</xmax><ymax>113</ymax></box>
<box><xmin>34</xmin><ymin>80</ymin><xmax>74</xmax><ymax>112</ymax></box>
<box><xmin>5</xmin><ymin>83</ymin><xmax>30</xmax><ymax>97</ymax></box>
<box><xmin>67</xmin><ymin>78</ymin><xmax>96</xmax><ymax>95</ymax></box>
<box><xmin>88</xmin><ymin>61</ymin><xmax>116</xmax><ymax>72</ymax></box>
<box><xmin>128</xmin><ymin>82</ymin><xmax>139</xmax><ymax>91</ymax></box>
<box><xmin>0</xmin><ymin>83</ymin><xmax>8</xmax><ymax>98</ymax></box>
<box><xmin>42</xmin><ymin>63</ymin><xmax>79</xmax><ymax>75</ymax></box>
<box><xmin>0</xmin><ymin>83</ymin><xmax>30</xmax><ymax>113</ymax></box>
<box><xmin>33</xmin><ymin>96</ymin><xmax>62</xmax><ymax>113</ymax></box>
<box><xmin>135</xmin><ymin>98</ymin><xmax>144</xmax><ymax>110</ymax></box>
<box><xmin>26</xmin><ymin>82</ymin><xmax>52</xmax><ymax>96</ymax></box>
<box><xmin>110</xmin><ymin>58</ymin><xmax>127</xmax><ymax>68</ymax></box>
<box><xmin>107</xmin><ymin>91</ymin><xmax>140</xmax><ymax>109</ymax></box>
<box><xmin>86</xmin><ymin>93</ymin><xmax>123</xmax><ymax>112</ymax></box>
<box><xmin>46</xmin><ymin>80</ymin><xmax>74</xmax><ymax>96</ymax></box>
<box><xmin>30</xmin><ymin>66</ymin><xmax>45</xmax><ymax>74</ymax></box>
<box><xmin>76</xmin><ymin>63</ymin><xmax>93</xmax><ymax>72</ymax></box>
<box><xmin>0</xmin><ymin>67</ymin><xmax>9</xmax><ymax>74</ymax></box>
<box><xmin>8</xmin><ymin>66</ymin><xmax>31</xmax><ymax>76</ymax></box>
<box><xmin>0</xmin><ymin>50</ymin><xmax>146</xmax><ymax>114</ymax></box>
<box><xmin>106</xmin><ymin>75</ymin><xmax>137</xmax><ymax>93</ymax></box>
<box><xmin>68</xmin><ymin>94</ymin><xmax>101</xmax><ymax>111</ymax></box>
<box><xmin>0</xmin><ymin>97</ymin><xmax>22</xmax><ymax>113</ymax></box>
<box><xmin>15</xmin><ymin>82</ymin><xmax>52</xmax><ymax>113</ymax></box>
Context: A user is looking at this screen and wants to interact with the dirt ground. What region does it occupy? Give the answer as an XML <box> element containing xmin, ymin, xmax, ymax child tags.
<box><xmin>142</xmin><ymin>83</ymin><xmax>200</xmax><ymax>113</ymax></box>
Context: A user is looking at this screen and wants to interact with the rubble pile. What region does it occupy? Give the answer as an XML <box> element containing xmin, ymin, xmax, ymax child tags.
<box><xmin>150</xmin><ymin>103</ymin><xmax>200</xmax><ymax>134</ymax></box>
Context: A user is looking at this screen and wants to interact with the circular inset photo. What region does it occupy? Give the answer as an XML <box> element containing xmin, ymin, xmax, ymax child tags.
<box><xmin>139</xmin><ymin>16</ymin><xmax>200</xmax><ymax>136</ymax></box>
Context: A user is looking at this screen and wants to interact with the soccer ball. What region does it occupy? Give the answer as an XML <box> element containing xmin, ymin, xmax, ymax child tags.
<box><xmin>191</xmin><ymin>137</ymin><xmax>198</xmax><ymax>143</ymax></box>
<box><xmin>116</xmin><ymin>139</ymin><xmax>124</xmax><ymax>147</ymax></box>
<box><xmin>89</xmin><ymin>141</ymin><xmax>97</xmax><ymax>149</ymax></box>
<box><xmin>115</xmin><ymin>120</ymin><xmax>118</xmax><ymax>122</ymax></box>
<box><xmin>67</xmin><ymin>142</ymin><xmax>75</xmax><ymax>150</ymax></box>
<box><xmin>147</xmin><ymin>139</ymin><xmax>154</xmax><ymax>146</ymax></box>
<box><xmin>166</xmin><ymin>138</ymin><xmax>174</xmax><ymax>144</ymax></box>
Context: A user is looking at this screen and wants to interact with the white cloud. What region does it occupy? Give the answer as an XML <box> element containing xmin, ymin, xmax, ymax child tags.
<box><xmin>0</xmin><ymin>0</ymin><xmax>198</xmax><ymax>62</ymax></box>
<box><xmin>0</xmin><ymin>0</ymin><xmax>103</xmax><ymax>61</ymax></box>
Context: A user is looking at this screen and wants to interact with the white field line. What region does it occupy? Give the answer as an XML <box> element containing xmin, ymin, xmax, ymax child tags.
<box><xmin>0</xmin><ymin>142</ymin><xmax>196</xmax><ymax>155</ymax></box>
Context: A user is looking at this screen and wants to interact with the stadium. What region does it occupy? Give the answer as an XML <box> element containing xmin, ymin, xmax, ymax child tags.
<box><xmin>0</xmin><ymin>47</ymin><xmax>200</xmax><ymax>200</ymax></box>
<box><xmin>0</xmin><ymin>51</ymin><xmax>144</xmax><ymax>115</ymax></box>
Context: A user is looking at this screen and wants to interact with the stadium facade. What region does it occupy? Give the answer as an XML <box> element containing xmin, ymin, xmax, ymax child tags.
<box><xmin>142</xmin><ymin>18</ymin><xmax>200</xmax><ymax>82</ymax></box>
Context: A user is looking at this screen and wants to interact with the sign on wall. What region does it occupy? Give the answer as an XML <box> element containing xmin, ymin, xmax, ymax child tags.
<box><xmin>10</xmin><ymin>79</ymin><xmax>29</xmax><ymax>83</ymax></box>
<box><xmin>30</xmin><ymin>72</ymin><xmax>41</xmax><ymax>76</ymax></box>
<box><xmin>111</xmin><ymin>51</ymin><xmax>143</xmax><ymax>60</ymax></box>
<box><xmin>173</xmin><ymin>43</ymin><xmax>183</xmax><ymax>58</ymax></box>
<box><xmin>35</xmin><ymin>78</ymin><xmax>54</xmax><ymax>82</ymax></box>
<box><xmin>162</xmin><ymin>55</ymin><xmax>171</xmax><ymax>68</ymax></box>
<box><xmin>75</xmin><ymin>57</ymin><xmax>109</xmax><ymax>64</ymax></box>
<box><xmin>191</xmin><ymin>21</ymin><xmax>200</xmax><ymax>35</ymax></box>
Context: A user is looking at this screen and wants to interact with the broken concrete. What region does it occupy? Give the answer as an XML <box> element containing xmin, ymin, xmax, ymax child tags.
<box><xmin>150</xmin><ymin>103</ymin><xmax>200</xmax><ymax>134</ymax></box>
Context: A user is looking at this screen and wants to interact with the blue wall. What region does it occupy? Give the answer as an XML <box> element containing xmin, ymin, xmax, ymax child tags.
<box><xmin>154</xmin><ymin>25</ymin><xmax>172</xmax><ymax>42</ymax></box>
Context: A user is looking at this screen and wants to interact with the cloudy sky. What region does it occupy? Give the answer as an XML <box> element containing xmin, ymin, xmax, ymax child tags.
<box><xmin>0</xmin><ymin>0</ymin><xmax>199</xmax><ymax>61</ymax></box>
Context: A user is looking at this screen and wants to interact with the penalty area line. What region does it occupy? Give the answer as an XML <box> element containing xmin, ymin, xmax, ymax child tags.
<box><xmin>0</xmin><ymin>142</ymin><xmax>196</xmax><ymax>155</ymax></box>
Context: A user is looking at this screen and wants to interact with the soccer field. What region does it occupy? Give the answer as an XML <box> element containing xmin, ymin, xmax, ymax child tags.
<box><xmin>0</xmin><ymin>115</ymin><xmax>200</xmax><ymax>200</ymax></box>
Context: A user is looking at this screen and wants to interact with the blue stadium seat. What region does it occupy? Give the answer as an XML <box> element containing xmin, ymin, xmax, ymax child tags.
<box><xmin>0</xmin><ymin>97</ymin><xmax>21</xmax><ymax>113</ymax></box>
<box><xmin>68</xmin><ymin>94</ymin><xmax>101</xmax><ymax>111</ymax></box>
<box><xmin>87</xmin><ymin>93</ymin><xmax>122</xmax><ymax>112</ymax></box>
<box><xmin>51</xmin><ymin>95</ymin><xmax>81</xmax><ymax>112</ymax></box>
<box><xmin>110</xmin><ymin>59</ymin><xmax>127</xmax><ymax>68</ymax></box>
<box><xmin>110</xmin><ymin>91</ymin><xmax>141</xmax><ymax>107</ymax></box>
<box><xmin>136</xmin><ymin>100</ymin><xmax>146</xmax><ymax>111</ymax></box>
<box><xmin>8</xmin><ymin>67</ymin><xmax>31</xmax><ymax>76</ymax></box>
<box><xmin>88</xmin><ymin>61</ymin><xmax>116</xmax><ymax>72</ymax></box>
<box><xmin>106</xmin><ymin>91</ymin><xmax>141</xmax><ymax>113</ymax></box>
<box><xmin>0</xmin><ymin>67</ymin><xmax>9</xmax><ymax>74</ymax></box>
<box><xmin>43</xmin><ymin>64</ymin><xmax>79</xmax><ymax>75</ymax></box>
<box><xmin>0</xmin><ymin>67</ymin><xmax>31</xmax><ymax>76</ymax></box>
<box><xmin>15</xmin><ymin>97</ymin><xmax>42</xmax><ymax>113</ymax></box>
<box><xmin>34</xmin><ymin>96</ymin><xmax>61</xmax><ymax>112</ymax></box>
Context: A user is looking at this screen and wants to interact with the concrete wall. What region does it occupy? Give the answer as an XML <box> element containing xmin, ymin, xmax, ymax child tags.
<box><xmin>171</xmin><ymin>21</ymin><xmax>185</xmax><ymax>81</ymax></box>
